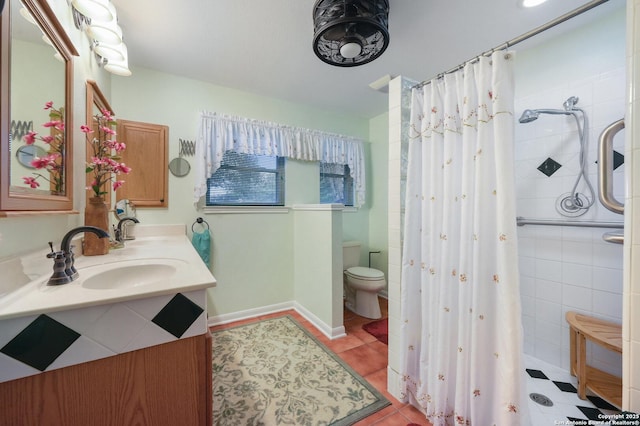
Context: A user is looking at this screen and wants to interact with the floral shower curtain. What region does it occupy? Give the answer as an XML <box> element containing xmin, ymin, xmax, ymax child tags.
<box><xmin>400</xmin><ymin>52</ymin><xmax>529</xmax><ymax>425</ymax></box>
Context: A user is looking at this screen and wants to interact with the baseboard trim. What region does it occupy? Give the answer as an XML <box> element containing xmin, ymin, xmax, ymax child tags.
<box><xmin>207</xmin><ymin>302</ymin><xmax>294</xmax><ymax>327</ymax></box>
<box><xmin>293</xmin><ymin>302</ymin><xmax>346</xmax><ymax>340</ymax></box>
<box><xmin>207</xmin><ymin>302</ymin><xmax>346</xmax><ymax>340</ymax></box>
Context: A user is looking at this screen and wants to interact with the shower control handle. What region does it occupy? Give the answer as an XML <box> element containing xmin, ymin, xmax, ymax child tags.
<box><xmin>597</xmin><ymin>119</ymin><xmax>624</xmax><ymax>215</ymax></box>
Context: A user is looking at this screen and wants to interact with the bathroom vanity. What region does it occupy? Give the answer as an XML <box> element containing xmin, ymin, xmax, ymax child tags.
<box><xmin>0</xmin><ymin>225</ymin><xmax>216</xmax><ymax>426</ymax></box>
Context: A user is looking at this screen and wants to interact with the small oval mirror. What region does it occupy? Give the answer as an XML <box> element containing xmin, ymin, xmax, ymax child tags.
<box><xmin>114</xmin><ymin>198</ymin><xmax>136</xmax><ymax>220</ymax></box>
<box><xmin>15</xmin><ymin>144</ymin><xmax>46</xmax><ymax>168</ymax></box>
<box><xmin>168</xmin><ymin>157</ymin><xmax>190</xmax><ymax>177</ymax></box>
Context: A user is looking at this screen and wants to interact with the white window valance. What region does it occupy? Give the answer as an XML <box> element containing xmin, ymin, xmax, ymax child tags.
<box><xmin>194</xmin><ymin>111</ymin><xmax>366</xmax><ymax>207</ymax></box>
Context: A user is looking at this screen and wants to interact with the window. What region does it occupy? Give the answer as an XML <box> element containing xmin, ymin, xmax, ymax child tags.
<box><xmin>320</xmin><ymin>162</ymin><xmax>353</xmax><ymax>206</ymax></box>
<box><xmin>206</xmin><ymin>151</ymin><xmax>285</xmax><ymax>206</ymax></box>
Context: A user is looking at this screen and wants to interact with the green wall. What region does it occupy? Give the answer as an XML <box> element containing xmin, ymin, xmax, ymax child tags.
<box><xmin>110</xmin><ymin>67</ymin><xmax>379</xmax><ymax>318</ymax></box>
<box><xmin>0</xmin><ymin>0</ymin><xmax>391</xmax><ymax>323</ymax></box>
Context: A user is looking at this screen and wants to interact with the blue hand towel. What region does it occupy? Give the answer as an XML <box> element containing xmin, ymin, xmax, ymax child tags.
<box><xmin>191</xmin><ymin>230</ymin><xmax>211</xmax><ymax>265</ymax></box>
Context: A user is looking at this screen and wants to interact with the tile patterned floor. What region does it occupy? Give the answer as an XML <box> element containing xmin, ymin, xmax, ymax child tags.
<box><xmin>212</xmin><ymin>299</ymin><xmax>623</xmax><ymax>425</ymax></box>
<box><xmin>210</xmin><ymin>297</ymin><xmax>431</xmax><ymax>425</ymax></box>
<box><xmin>524</xmin><ymin>354</ymin><xmax>621</xmax><ymax>425</ymax></box>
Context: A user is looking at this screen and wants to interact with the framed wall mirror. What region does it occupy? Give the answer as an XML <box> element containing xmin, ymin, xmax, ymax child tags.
<box><xmin>85</xmin><ymin>80</ymin><xmax>114</xmax><ymax>206</ymax></box>
<box><xmin>0</xmin><ymin>0</ymin><xmax>78</xmax><ymax>212</ymax></box>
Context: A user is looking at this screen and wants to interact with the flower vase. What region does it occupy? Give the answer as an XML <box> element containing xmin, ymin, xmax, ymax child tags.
<box><xmin>83</xmin><ymin>197</ymin><xmax>110</xmax><ymax>256</ymax></box>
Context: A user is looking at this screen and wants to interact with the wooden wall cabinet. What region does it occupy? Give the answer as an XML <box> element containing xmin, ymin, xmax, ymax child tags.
<box><xmin>116</xmin><ymin>119</ymin><xmax>169</xmax><ymax>208</ymax></box>
<box><xmin>0</xmin><ymin>334</ymin><xmax>212</xmax><ymax>426</ymax></box>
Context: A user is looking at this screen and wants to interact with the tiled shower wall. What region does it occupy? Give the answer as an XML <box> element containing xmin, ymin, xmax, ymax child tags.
<box><xmin>514</xmin><ymin>8</ymin><xmax>626</xmax><ymax>375</ymax></box>
<box><xmin>387</xmin><ymin>6</ymin><xmax>629</xmax><ymax>399</ymax></box>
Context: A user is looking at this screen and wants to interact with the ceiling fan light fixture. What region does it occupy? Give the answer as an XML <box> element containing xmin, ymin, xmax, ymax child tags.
<box><xmin>313</xmin><ymin>0</ymin><xmax>390</xmax><ymax>67</ymax></box>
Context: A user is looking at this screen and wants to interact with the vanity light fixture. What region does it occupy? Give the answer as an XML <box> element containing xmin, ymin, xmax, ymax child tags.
<box><xmin>312</xmin><ymin>0</ymin><xmax>390</xmax><ymax>67</ymax></box>
<box><xmin>68</xmin><ymin>0</ymin><xmax>131</xmax><ymax>76</ymax></box>
<box><xmin>93</xmin><ymin>40</ymin><xmax>125</xmax><ymax>61</ymax></box>
<box><xmin>86</xmin><ymin>20</ymin><xmax>122</xmax><ymax>45</ymax></box>
<box><xmin>103</xmin><ymin>43</ymin><xmax>132</xmax><ymax>76</ymax></box>
<box><xmin>71</xmin><ymin>0</ymin><xmax>113</xmax><ymax>22</ymax></box>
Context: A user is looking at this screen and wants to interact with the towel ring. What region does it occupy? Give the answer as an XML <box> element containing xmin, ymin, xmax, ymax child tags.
<box><xmin>192</xmin><ymin>217</ymin><xmax>210</xmax><ymax>232</ymax></box>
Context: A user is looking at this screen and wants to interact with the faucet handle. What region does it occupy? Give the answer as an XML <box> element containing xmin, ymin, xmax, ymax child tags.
<box><xmin>46</xmin><ymin>242</ymin><xmax>64</xmax><ymax>259</ymax></box>
<box><xmin>46</xmin><ymin>250</ymin><xmax>64</xmax><ymax>260</ymax></box>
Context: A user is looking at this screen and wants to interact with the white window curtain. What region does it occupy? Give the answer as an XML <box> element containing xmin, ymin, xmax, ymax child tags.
<box><xmin>194</xmin><ymin>112</ymin><xmax>366</xmax><ymax>207</ymax></box>
<box><xmin>400</xmin><ymin>52</ymin><xmax>529</xmax><ymax>425</ymax></box>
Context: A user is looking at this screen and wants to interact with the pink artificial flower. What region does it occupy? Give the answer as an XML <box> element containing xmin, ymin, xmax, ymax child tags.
<box><xmin>43</xmin><ymin>120</ymin><xmax>61</xmax><ymax>128</ymax></box>
<box><xmin>80</xmin><ymin>125</ymin><xmax>93</xmax><ymax>134</ymax></box>
<box><xmin>104</xmin><ymin>140</ymin><xmax>125</xmax><ymax>152</ymax></box>
<box><xmin>23</xmin><ymin>131</ymin><xmax>37</xmax><ymax>145</ymax></box>
<box><xmin>112</xmin><ymin>180</ymin><xmax>125</xmax><ymax>191</ymax></box>
<box><xmin>44</xmin><ymin>101</ymin><xmax>54</xmax><ymax>110</ymax></box>
<box><xmin>90</xmin><ymin>157</ymin><xmax>107</xmax><ymax>166</ymax></box>
<box><xmin>31</xmin><ymin>157</ymin><xmax>48</xmax><ymax>169</ymax></box>
<box><xmin>43</xmin><ymin>120</ymin><xmax>64</xmax><ymax>131</ymax></box>
<box><xmin>22</xmin><ymin>176</ymin><xmax>40</xmax><ymax>188</ymax></box>
<box><xmin>100</xmin><ymin>109</ymin><xmax>113</xmax><ymax>120</ymax></box>
<box><xmin>100</xmin><ymin>126</ymin><xmax>116</xmax><ymax>136</ymax></box>
<box><xmin>115</xmin><ymin>163</ymin><xmax>132</xmax><ymax>174</ymax></box>
<box><xmin>31</xmin><ymin>153</ymin><xmax>61</xmax><ymax>169</ymax></box>
<box><xmin>41</xmin><ymin>135</ymin><xmax>55</xmax><ymax>144</ymax></box>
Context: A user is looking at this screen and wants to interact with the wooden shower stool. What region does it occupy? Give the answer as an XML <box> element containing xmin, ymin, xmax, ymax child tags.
<box><xmin>566</xmin><ymin>311</ymin><xmax>622</xmax><ymax>409</ymax></box>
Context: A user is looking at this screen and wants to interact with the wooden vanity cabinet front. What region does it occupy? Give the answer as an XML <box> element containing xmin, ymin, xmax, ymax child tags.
<box><xmin>0</xmin><ymin>333</ymin><xmax>212</xmax><ymax>426</ymax></box>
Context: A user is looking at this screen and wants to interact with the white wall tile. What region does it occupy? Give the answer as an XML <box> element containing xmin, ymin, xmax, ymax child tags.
<box><xmin>124</xmin><ymin>293</ymin><xmax>176</xmax><ymax>320</ymax></box>
<box><xmin>592</xmin><ymin>266</ymin><xmax>624</xmax><ymax>294</ymax></box>
<box><xmin>561</xmin><ymin>261</ymin><xmax>593</xmax><ymax>288</ymax></box>
<box><xmin>535</xmin><ymin>319</ymin><xmax>563</xmax><ymax>344</ymax></box>
<box><xmin>0</xmin><ymin>353</ymin><xmax>40</xmax><ymax>383</ymax></box>
<box><xmin>535</xmin><ymin>280</ymin><xmax>563</xmax><ymax>304</ymax></box>
<box><xmin>122</xmin><ymin>321</ymin><xmax>175</xmax><ymax>353</ymax></box>
<box><xmin>562</xmin><ymin>240</ymin><xmax>593</xmax><ymax>266</ymax></box>
<box><xmin>83</xmin><ymin>304</ymin><xmax>147</xmax><ymax>353</ymax></box>
<box><xmin>47</xmin><ymin>336</ymin><xmax>115</xmax><ymax>371</ymax></box>
<box><xmin>592</xmin><ymin>289</ymin><xmax>624</xmax><ymax>320</ymax></box>
<box><xmin>48</xmin><ymin>304</ymin><xmax>110</xmax><ymax>335</ymax></box>
<box><xmin>562</xmin><ymin>283</ymin><xmax>593</xmax><ymax>311</ymax></box>
<box><xmin>0</xmin><ymin>314</ymin><xmax>37</xmax><ymax>347</ymax></box>
<box><xmin>513</xmin><ymin>10</ymin><xmax>626</xmax><ymax>374</ymax></box>
<box><xmin>535</xmin><ymin>299</ymin><xmax>562</xmax><ymax>324</ymax></box>
<box><xmin>535</xmin><ymin>259</ymin><xmax>563</xmax><ymax>282</ymax></box>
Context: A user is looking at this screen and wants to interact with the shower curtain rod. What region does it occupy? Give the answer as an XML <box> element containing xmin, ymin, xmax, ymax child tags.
<box><xmin>516</xmin><ymin>216</ymin><xmax>623</xmax><ymax>229</ymax></box>
<box><xmin>412</xmin><ymin>0</ymin><xmax>609</xmax><ymax>89</ymax></box>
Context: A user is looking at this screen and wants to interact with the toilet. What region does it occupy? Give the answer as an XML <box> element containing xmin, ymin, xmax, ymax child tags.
<box><xmin>342</xmin><ymin>241</ymin><xmax>386</xmax><ymax>319</ymax></box>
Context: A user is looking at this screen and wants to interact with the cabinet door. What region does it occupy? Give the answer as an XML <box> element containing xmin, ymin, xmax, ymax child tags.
<box><xmin>116</xmin><ymin>119</ymin><xmax>168</xmax><ymax>207</ymax></box>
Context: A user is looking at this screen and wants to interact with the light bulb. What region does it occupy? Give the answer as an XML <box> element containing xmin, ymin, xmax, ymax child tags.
<box><xmin>340</xmin><ymin>42</ymin><xmax>362</xmax><ymax>59</ymax></box>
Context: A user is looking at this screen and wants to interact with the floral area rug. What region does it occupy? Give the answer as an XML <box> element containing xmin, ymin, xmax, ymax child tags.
<box><xmin>212</xmin><ymin>315</ymin><xmax>390</xmax><ymax>425</ymax></box>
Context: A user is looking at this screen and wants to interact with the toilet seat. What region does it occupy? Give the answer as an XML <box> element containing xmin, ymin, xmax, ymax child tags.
<box><xmin>345</xmin><ymin>266</ymin><xmax>384</xmax><ymax>281</ymax></box>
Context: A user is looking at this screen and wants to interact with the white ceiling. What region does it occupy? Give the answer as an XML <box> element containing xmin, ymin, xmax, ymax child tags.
<box><xmin>109</xmin><ymin>0</ymin><xmax>624</xmax><ymax>119</ymax></box>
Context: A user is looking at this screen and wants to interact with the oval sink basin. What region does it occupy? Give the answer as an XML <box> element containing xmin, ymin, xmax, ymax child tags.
<box><xmin>81</xmin><ymin>260</ymin><xmax>183</xmax><ymax>290</ymax></box>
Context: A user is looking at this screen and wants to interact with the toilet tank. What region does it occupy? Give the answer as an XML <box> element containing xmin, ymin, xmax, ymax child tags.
<box><xmin>342</xmin><ymin>241</ymin><xmax>361</xmax><ymax>270</ymax></box>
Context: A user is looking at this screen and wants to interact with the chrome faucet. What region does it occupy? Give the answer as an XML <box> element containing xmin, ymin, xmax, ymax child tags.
<box><xmin>47</xmin><ymin>226</ymin><xmax>110</xmax><ymax>286</ymax></box>
<box><xmin>115</xmin><ymin>217</ymin><xmax>140</xmax><ymax>243</ymax></box>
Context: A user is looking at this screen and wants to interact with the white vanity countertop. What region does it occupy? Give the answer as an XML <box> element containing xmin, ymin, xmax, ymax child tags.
<box><xmin>0</xmin><ymin>224</ymin><xmax>217</xmax><ymax>320</ymax></box>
